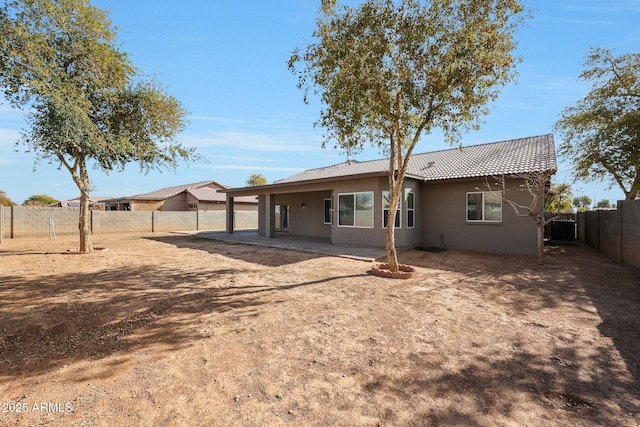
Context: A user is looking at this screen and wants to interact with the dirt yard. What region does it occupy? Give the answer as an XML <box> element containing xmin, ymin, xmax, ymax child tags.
<box><xmin>1</xmin><ymin>233</ymin><xmax>639</xmax><ymax>426</ymax></box>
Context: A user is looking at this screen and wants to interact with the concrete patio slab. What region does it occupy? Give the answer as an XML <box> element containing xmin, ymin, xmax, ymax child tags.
<box><xmin>192</xmin><ymin>229</ymin><xmax>387</xmax><ymax>262</ymax></box>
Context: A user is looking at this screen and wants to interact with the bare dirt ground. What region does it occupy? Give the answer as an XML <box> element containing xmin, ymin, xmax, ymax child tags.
<box><xmin>1</xmin><ymin>233</ymin><xmax>639</xmax><ymax>427</ymax></box>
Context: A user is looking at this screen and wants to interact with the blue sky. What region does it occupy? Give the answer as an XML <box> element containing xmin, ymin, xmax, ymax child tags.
<box><xmin>1</xmin><ymin>0</ymin><xmax>638</xmax><ymax>205</ymax></box>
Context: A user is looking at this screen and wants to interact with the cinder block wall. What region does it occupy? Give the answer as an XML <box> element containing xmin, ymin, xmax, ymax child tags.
<box><xmin>0</xmin><ymin>206</ymin><xmax>258</xmax><ymax>239</ymax></box>
<box><xmin>8</xmin><ymin>206</ymin><xmax>80</xmax><ymax>238</ymax></box>
<box><xmin>153</xmin><ymin>211</ymin><xmax>197</xmax><ymax>232</ymax></box>
<box><xmin>199</xmin><ymin>211</ymin><xmax>227</xmax><ymax>230</ymax></box>
<box><xmin>621</xmin><ymin>201</ymin><xmax>640</xmax><ymax>274</ymax></box>
<box><xmin>1</xmin><ymin>205</ymin><xmax>11</xmax><ymax>240</ymax></box>
<box><xmin>577</xmin><ymin>200</ymin><xmax>640</xmax><ymax>276</ymax></box>
<box><xmin>235</xmin><ymin>211</ymin><xmax>259</xmax><ymax>229</ymax></box>
<box><xmin>576</xmin><ymin>212</ymin><xmax>587</xmax><ymax>242</ymax></box>
<box><xmin>599</xmin><ymin>210</ymin><xmax>622</xmax><ymax>264</ymax></box>
<box><xmin>92</xmin><ymin>211</ymin><xmax>153</xmax><ymax>234</ymax></box>
<box><xmin>585</xmin><ymin>211</ymin><xmax>600</xmax><ymax>249</ymax></box>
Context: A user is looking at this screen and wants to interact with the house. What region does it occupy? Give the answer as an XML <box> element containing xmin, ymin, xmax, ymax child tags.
<box><xmin>104</xmin><ymin>180</ymin><xmax>258</xmax><ymax>212</ymax></box>
<box><xmin>221</xmin><ymin>135</ymin><xmax>557</xmax><ymax>256</ymax></box>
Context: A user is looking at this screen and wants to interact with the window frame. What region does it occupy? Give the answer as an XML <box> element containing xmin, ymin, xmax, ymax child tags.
<box><xmin>466</xmin><ymin>191</ymin><xmax>503</xmax><ymax>223</ymax></box>
<box><xmin>324</xmin><ymin>198</ymin><xmax>333</xmax><ymax>225</ymax></box>
<box><xmin>382</xmin><ymin>191</ymin><xmax>401</xmax><ymax>229</ymax></box>
<box><xmin>406</xmin><ymin>190</ymin><xmax>415</xmax><ymax>229</ymax></box>
<box><xmin>338</xmin><ymin>191</ymin><xmax>374</xmax><ymax>228</ymax></box>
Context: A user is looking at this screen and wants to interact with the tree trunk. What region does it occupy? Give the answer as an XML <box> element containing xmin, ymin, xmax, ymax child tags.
<box><xmin>536</xmin><ymin>215</ymin><xmax>544</xmax><ymax>265</ymax></box>
<box><xmin>58</xmin><ymin>154</ymin><xmax>94</xmax><ymax>253</ymax></box>
<box><xmin>77</xmin><ymin>160</ymin><xmax>93</xmax><ymax>253</ymax></box>
<box><xmin>385</xmin><ymin>172</ymin><xmax>403</xmax><ymax>273</ymax></box>
<box><xmin>627</xmin><ymin>174</ymin><xmax>640</xmax><ymax>200</ymax></box>
<box><xmin>386</xmin><ymin>210</ymin><xmax>399</xmax><ymax>272</ymax></box>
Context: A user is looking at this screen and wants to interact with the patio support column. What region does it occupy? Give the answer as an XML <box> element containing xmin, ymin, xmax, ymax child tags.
<box><xmin>265</xmin><ymin>193</ymin><xmax>275</xmax><ymax>238</ymax></box>
<box><xmin>226</xmin><ymin>195</ymin><xmax>235</xmax><ymax>234</ymax></box>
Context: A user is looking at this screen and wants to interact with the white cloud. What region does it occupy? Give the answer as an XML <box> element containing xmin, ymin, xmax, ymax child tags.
<box><xmin>561</xmin><ymin>3</ymin><xmax>640</xmax><ymax>14</ymax></box>
<box><xmin>557</xmin><ymin>18</ymin><xmax>618</xmax><ymax>26</ymax></box>
<box><xmin>200</xmin><ymin>164</ymin><xmax>303</xmax><ymax>172</ymax></box>
<box><xmin>182</xmin><ymin>129</ymin><xmax>322</xmax><ymax>153</ymax></box>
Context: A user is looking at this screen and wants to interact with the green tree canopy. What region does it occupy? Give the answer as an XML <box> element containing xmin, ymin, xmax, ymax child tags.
<box><xmin>544</xmin><ymin>183</ymin><xmax>573</xmax><ymax>213</ymax></box>
<box><xmin>0</xmin><ymin>190</ymin><xmax>17</xmax><ymax>206</ymax></box>
<box><xmin>596</xmin><ymin>199</ymin><xmax>611</xmax><ymax>209</ymax></box>
<box><xmin>23</xmin><ymin>194</ymin><xmax>59</xmax><ymax>206</ymax></box>
<box><xmin>573</xmin><ymin>195</ymin><xmax>592</xmax><ymax>211</ymax></box>
<box><xmin>0</xmin><ymin>0</ymin><xmax>198</xmax><ymax>252</ymax></box>
<box><xmin>246</xmin><ymin>173</ymin><xmax>267</xmax><ymax>186</ymax></box>
<box><xmin>290</xmin><ymin>0</ymin><xmax>526</xmax><ymax>272</ymax></box>
<box><xmin>554</xmin><ymin>48</ymin><xmax>640</xmax><ymax>200</ymax></box>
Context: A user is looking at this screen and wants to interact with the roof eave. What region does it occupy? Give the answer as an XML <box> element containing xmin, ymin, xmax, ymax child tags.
<box><xmin>222</xmin><ymin>171</ymin><xmax>390</xmax><ymax>196</ymax></box>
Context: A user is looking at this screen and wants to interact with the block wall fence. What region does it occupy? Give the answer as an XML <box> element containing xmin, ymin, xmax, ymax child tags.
<box><xmin>576</xmin><ymin>199</ymin><xmax>640</xmax><ymax>276</ymax></box>
<box><xmin>0</xmin><ymin>206</ymin><xmax>257</xmax><ymax>241</ymax></box>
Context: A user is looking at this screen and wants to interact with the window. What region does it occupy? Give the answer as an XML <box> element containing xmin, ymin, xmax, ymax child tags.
<box><xmin>382</xmin><ymin>191</ymin><xmax>401</xmax><ymax>228</ymax></box>
<box><xmin>466</xmin><ymin>192</ymin><xmax>502</xmax><ymax>222</ymax></box>
<box><xmin>338</xmin><ymin>192</ymin><xmax>374</xmax><ymax>227</ymax></box>
<box><xmin>324</xmin><ymin>198</ymin><xmax>333</xmax><ymax>224</ymax></box>
<box><xmin>406</xmin><ymin>191</ymin><xmax>415</xmax><ymax>228</ymax></box>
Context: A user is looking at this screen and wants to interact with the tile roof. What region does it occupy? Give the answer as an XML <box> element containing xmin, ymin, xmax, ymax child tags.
<box><xmin>51</xmin><ymin>196</ymin><xmax>112</xmax><ymax>207</ymax></box>
<box><xmin>275</xmin><ymin>134</ymin><xmax>556</xmax><ymax>184</ymax></box>
<box><xmin>408</xmin><ymin>134</ymin><xmax>557</xmax><ymax>180</ymax></box>
<box><xmin>127</xmin><ymin>180</ymin><xmax>223</xmax><ymax>200</ymax></box>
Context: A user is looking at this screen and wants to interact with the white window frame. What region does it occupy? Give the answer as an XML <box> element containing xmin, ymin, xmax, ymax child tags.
<box><xmin>406</xmin><ymin>190</ymin><xmax>415</xmax><ymax>229</ymax></box>
<box><xmin>382</xmin><ymin>191</ymin><xmax>401</xmax><ymax>229</ymax></box>
<box><xmin>338</xmin><ymin>192</ymin><xmax>374</xmax><ymax>228</ymax></box>
<box><xmin>466</xmin><ymin>191</ymin><xmax>502</xmax><ymax>223</ymax></box>
<box><xmin>324</xmin><ymin>198</ymin><xmax>333</xmax><ymax>225</ymax></box>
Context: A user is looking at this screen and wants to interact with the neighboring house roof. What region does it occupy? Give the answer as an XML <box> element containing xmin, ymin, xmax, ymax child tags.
<box><xmin>124</xmin><ymin>180</ymin><xmax>223</xmax><ymax>201</ymax></box>
<box><xmin>103</xmin><ymin>180</ymin><xmax>226</xmax><ymax>203</ymax></box>
<box><xmin>275</xmin><ymin>134</ymin><xmax>556</xmax><ymax>185</ymax></box>
<box><xmin>51</xmin><ymin>197</ymin><xmax>111</xmax><ymax>207</ymax></box>
<box><xmin>187</xmin><ymin>188</ymin><xmax>257</xmax><ymax>204</ymax></box>
<box><xmin>103</xmin><ymin>180</ymin><xmax>258</xmax><ymax>205</ymax></box>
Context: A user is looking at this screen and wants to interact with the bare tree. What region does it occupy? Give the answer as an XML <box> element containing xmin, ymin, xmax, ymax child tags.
<box><xmin>486</xmin><ymin>170</ymin><xmax>558</xmax><ymax>265</ymax></box>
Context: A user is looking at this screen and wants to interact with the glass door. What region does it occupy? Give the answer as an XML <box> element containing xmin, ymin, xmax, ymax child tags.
<box><xmin>274</xmin><ymin>204</ymin><xmax>289</xmax><ymax>231</ymax></box>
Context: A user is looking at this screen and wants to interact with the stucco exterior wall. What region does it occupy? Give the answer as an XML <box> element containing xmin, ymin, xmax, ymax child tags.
<box><xmin>252</xmin><ymin>177</ymin><xmax>422</xmax><ymax>247</ymax></box>
<box><xmin>193</xmin><ymin>201</ymin><xmax>224</xmax><ymax>211</ymax></box>
<box><xmin>130</xmin><ymin>200</ymin><xmax>163</xmax><ymax>211</ymax></box>
<box><xmin>420</xmin><ymin>178</ymin><xmax>539</xmax><ymax>256</ymax></box>
<box><xmin>273</xmin><ymin>190</ymin><xmax>332</xmax><ymax>238</ymax></box>
<box><xmin>330</xmin><ymin>177</ymin><xmax>422</xmax><ymax>247</ymax></box>
<box><xmin>163</xmin><ymin>193</ymin><xmax>188</xmax><ymax>211</ymax></box>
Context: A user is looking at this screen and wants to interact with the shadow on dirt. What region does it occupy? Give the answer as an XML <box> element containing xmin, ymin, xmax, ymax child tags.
<box><xmin>367</xmin><ymin>243</ymin><xmax>640</xmax><ymax>426</ymax></box>
<box><xmin>0</xmin><ymin>258</ymin><xmax>365</xmax><ymax>381</ymax></box>
<box><xmin>0</xmin><ymin>264</ymin><xmax>263</xmax><ymax>379</ymax></box>
<box><xmin>2</xmin><ymin>234</ymin><xmax>638</xmax><ymax>425</ymax></box>
<box><xmin>362</xmin><ymin>345</ymin><xmax>621</xmax><ymax>425</ymax></box>
<box><xmin>147</xmin><ymin>234</ymin><xmax>326</xmax><ymax>267</ymax></box>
